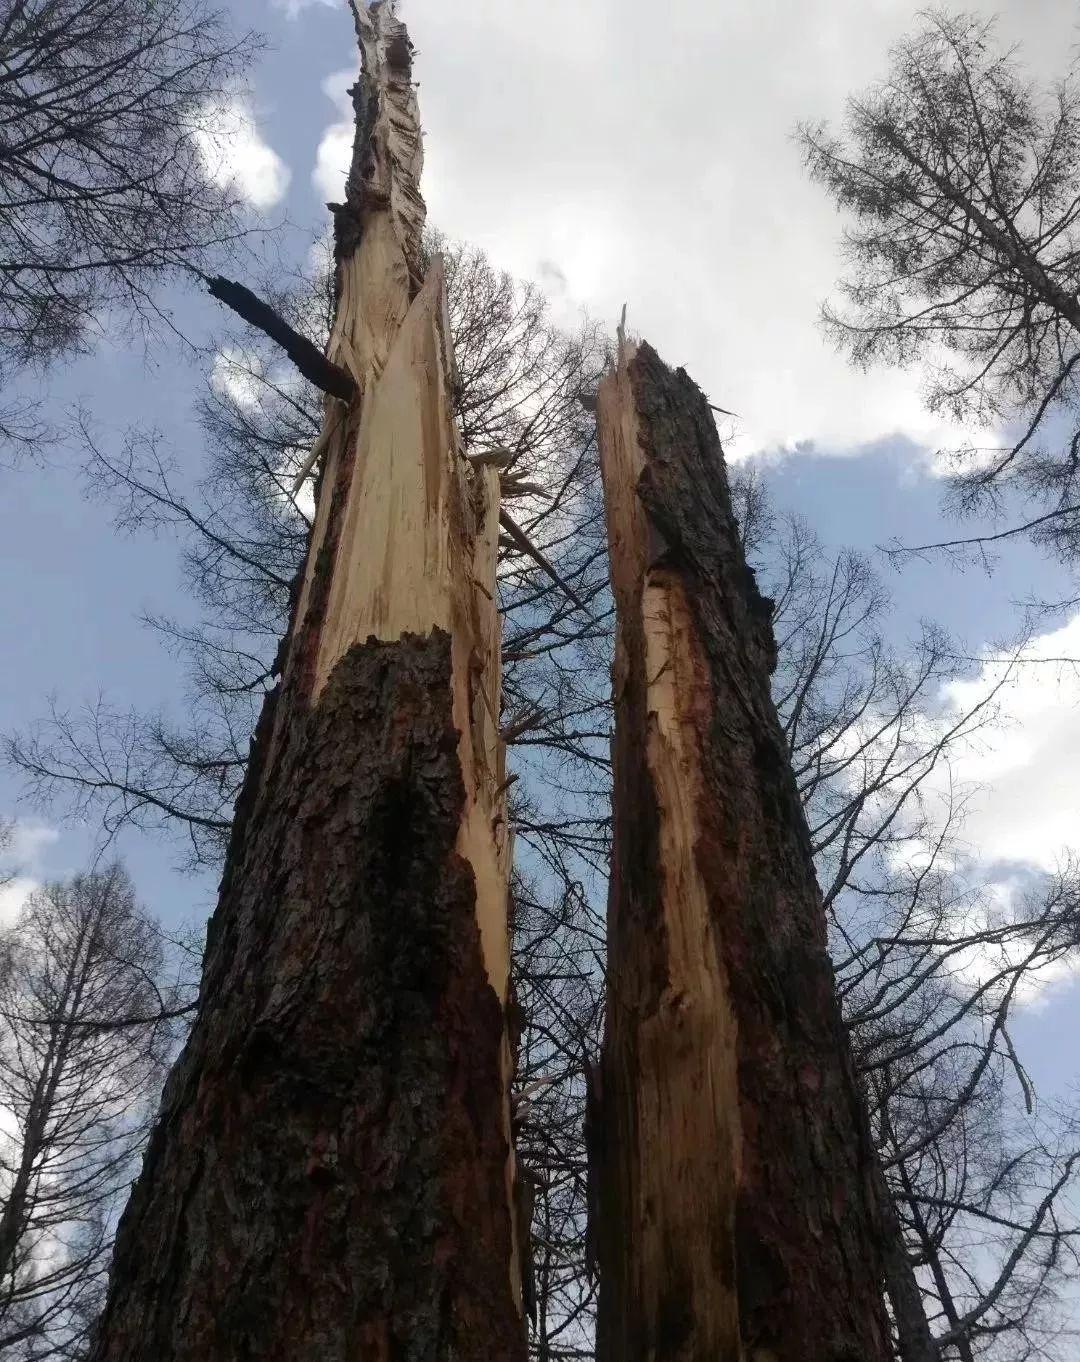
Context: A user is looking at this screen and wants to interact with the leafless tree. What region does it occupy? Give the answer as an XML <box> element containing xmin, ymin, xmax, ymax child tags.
<box><xmin>0</xmin><ymin>864</ymin><xmax>182</xmax><ymax>1360</ymax></box>
<box><xmin>508</xmin><ymin>853</ymin><xmax>606</xmax><ymax>1361</ymax></box>
<box><xmin>741</xmin><ymin>483</ymin><xmax>1080</xmax><ymax>1359</ymax></box>
<box><xmin>847</xmin><ymin>846</ymin><xmax>1080</xmax><ymax>1361</ymax></box>
<box><xmin>797</xmin><ymin>10</ymin><xmax>1080</xmax><ymax>578</ymax></box>
<box><xmin>0</xmin><ymin>0</ymin><xmax>259</xmax><ymax>458</ymax></box>
<box><xmin>0</xmin><ymin>818</ymin><xmax>13</xmax><ymax>884</ymax></box>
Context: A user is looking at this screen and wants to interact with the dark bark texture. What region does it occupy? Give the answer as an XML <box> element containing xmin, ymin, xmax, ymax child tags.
<box><xmin>90</xmin><ymin>631</ymin><xmax>522</xmax><ymax>1362</ymax></box>
<box><xmin>595</xmin><ymin>343</ymin><xmax>890</xmax><ymax>1362</ymax></box>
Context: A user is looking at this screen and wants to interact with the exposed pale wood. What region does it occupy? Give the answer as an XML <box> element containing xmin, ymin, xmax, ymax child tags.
<box><xmin>304</xmin><ymin>261</ymin><xmax>469</xmax><ymax>683</ymax></box>
<box><xmin>594</xmin><ymin>341</ymin><xmax>890</xmax><ymax>1362</ymax></box>
<box><xmin>291</xmin><ymin>0</ymin><xmax>514</xmax><ymax>1016</ymax></box>
<box><xmin>289</xmin><ymin>394</ymin><xmax>343</xmax><ymax>496</ymax></box>
<box><xmin>329</xmin><ymin>0</ymin><xmax>428</xmax><ymax>395</ymax></box>
<box><xmin>305</xmin><ymin>0</ymin><xmax>517</xmax><ymax>1134</ymax></box>
<box><xmin>595</xmin><ymin>343</ymin><xmax>741</xmax><ymax>1361</ymax></box>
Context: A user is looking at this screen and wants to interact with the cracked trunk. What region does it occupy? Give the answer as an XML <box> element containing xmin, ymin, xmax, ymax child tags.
<box><xmin>90</xmin><ymin>7</ymin><xmax>524</xmax><ymax>1360</ymax></box>
<box><xmin>593</xmin><ymin>341</ymin><xmax>891</xmax><ymax>1362</ymax></box>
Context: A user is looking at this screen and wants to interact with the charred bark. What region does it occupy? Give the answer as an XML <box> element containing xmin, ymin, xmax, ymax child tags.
<box><xmin>204</xmin><ymin>273</ymin><xmax>356</xmax><ymax>401</ymax></box>
<box><xmin>89</xmin><ymin>634</ymin><xmax>520</xmax><ymax>1362</ymax></box>
<box><xmin>594</xmin><ymin>341</ymin><xmax>890</xmax><ymax>1362</ymax></box>
<box><xmin>91</xmin><ymin>5</ymin><xmax>524</xmax><ymax>1359</ymax></box>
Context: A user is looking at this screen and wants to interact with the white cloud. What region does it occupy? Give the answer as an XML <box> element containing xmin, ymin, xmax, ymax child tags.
<box><xmin>937</xmin><ymin>616</ymin><xmax>1080</xmax><ymax>873</ymax></box>
<box><xmin>853</xmin><ymin>612</ymin><xmax>1080</xmax><ymax>1005</ymax></box>
<box><xmin>211</xmin><ymin>345</ymin><xmax>268</xmax><ymax>412</ymax></box>
<box><xmin>210</xmin><ymin>345</ymin><xmax>319</xmax><ymax>518</ymax></box>
<box><xmin>0</xmin><ymin>877</ymin><xmax>37</xmax><ymax>927</ymax></box>
<box><xmin>195</xmin><ymin>98</ymin><xmax>291</xmax><ymax>210</ymax></box>
<box><xmin>389</xmin><ymin>0</ymin><xmax>1076</xmax><ymax>460</ymax></box>
<box><xmin>940</xmin><ymin>874</ymin><xmax>1080</xmax><ymax>1011</ymax></box>
<box><xmin>5</xmin><ymin>820</ymin><xmax>59</xmax><ymax>864</ymax></box>
<box><xmin>0</xmin><ymin>821</ymin><xmax>59</xmax><ymax>927</ymax></box>
<box><xmin>802</xmin><ymin>613</ymin><xmax>1080</xmax><ymax>1006</ymax></box>
<box><xmin>292</xmin><ymin>471</ymin><xmax>317</xmax><ymax>523</ymax></box>
<box><xmin>272</xmin><ymin>0</ymin><xmax>338</xmax><ymax>17</ymax></box>
<box><xmin>312</xmin><ymin>68</ymin><xmax>358</xmax><ymax>204</ymax></box>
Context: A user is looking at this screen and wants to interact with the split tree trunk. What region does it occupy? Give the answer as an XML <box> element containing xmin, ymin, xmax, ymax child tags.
<box><xmin>91</xmin><ymin>6</ymin><xmax>524</xmax><ymax>1359</ymax></box>
<box><xmin>593</xmin><ymin>340</ymin><xmax>891</xmax><ymax>1362</ymax></box>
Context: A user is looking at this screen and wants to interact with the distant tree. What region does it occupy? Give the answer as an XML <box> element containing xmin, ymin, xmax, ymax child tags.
<box><xmin>795</xmin><ymin>20</ymin><xmax>1080</xmax><ymax>1344</ymax></box>
<box><xmin>0</xmin><ymin>0</ymin><xmax>258</xmax><ymax>452</ymax></box>
<box><xmin>510</xmin><ymin>864</ymin><xmax>603</xmax><ymax>1359</ymax></box>
<box><xmin>798</xmin><ymin>10</ymin><xmax>1080</xmax><ymax>576</ymax></box>
<box><xmin>0</xmin><ymin>865</ymin><xmax>180</xmax><ymax>1360</ymax></box>
<box><xmin>835</xmin><ymin>792</ymin><xmax>1080</xmax><ymax>1360</ymax></box>
<box><xmin>0</xmin><ymin>818</ymin><xmax>12</xmax><ymax>883</ymax></box>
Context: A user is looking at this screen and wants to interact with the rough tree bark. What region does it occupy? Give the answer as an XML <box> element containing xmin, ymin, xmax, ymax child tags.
<box><xmin>91</xmin><ymin>5</ymin><xmax>524</xmax><ymax>1359</ymax></box>
<box><xmin>593</xmin><ymin>339</ymin><xmax>891</xmax><ymax>1362</ymax></box>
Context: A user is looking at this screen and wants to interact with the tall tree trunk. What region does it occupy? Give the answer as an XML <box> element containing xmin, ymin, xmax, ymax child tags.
<box><xmin>593</xmin><ymin>339</ymin><xmax>891</xmax><ymax>1362</ymax></box>
<box><xmin>0</xmin><ymin>922</ymin><xmax>87</xmax><ymax>1292</ymax></box>
<box><xmin>871</xmin><ymin>1086</ymin><xmax>938</xmax><ymax>1362</ymax></box>
<box><xmin>91</xmin><ymin>6</ymin><xmax>524</xmax><ymax>1359</ymax></box>
<box><xmin>878</xmin><ymin>1166</ymin><xmax>939</xmax><ymax>1362</ymax></box>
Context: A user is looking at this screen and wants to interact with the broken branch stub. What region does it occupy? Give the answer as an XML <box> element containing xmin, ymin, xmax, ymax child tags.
<box><xmin>204</xmin><ymin>274</ymin><xmax>356</xmax><ymax>402</ymax></box>
<box><xmin>594</xmin><ymin>341</ymin><xmax>890</xmax><ymax>1362</ymax></box>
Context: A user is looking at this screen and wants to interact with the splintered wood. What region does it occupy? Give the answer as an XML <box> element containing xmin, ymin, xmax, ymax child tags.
<box><xmin>595</xmin><ymin>347</ymin><xmax>742</xmax><ymax>1360</ymax></box>
<box><xmin>594</xmin><ymin>341</ymin><xmax>890</xmax><ymax>1362</ymax></box>
<box><xmin>292</xmin><ymin>0</ymin><xmax>514</xmax><ymax>1137</ymax></box>
<box><xmin>89</xmin><ymin>5</ymin><xmax>524</xmax><ymax>1359</ymax></box>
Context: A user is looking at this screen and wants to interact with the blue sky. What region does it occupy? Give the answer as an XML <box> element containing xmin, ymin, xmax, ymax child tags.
<box><xmin>3</xmin><ymin>0</ymin><xmax>1080</xmax><ymax>1098</ymax></box>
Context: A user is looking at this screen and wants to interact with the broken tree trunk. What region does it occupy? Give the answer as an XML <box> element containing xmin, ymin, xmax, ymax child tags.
<box><xmin>90</xmin><ymin>6</ymin><xmax>524</xmax><ymax>1360</ymax></box>
<box><xmin>593</xmin><ymin>340</ymin><xmax>890</xmax><ymax>1362</ymax></box>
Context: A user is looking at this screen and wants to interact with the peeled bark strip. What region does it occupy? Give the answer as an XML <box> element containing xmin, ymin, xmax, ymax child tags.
<box><xmin>594</xmin><ymin>341</ymin><xmax>890</xmax><ymax>1362</ymax></box>
<box><xmin>91</xmin><ymin>6</ymin><xmax>523</xmax><ymax>1359</ymax></box>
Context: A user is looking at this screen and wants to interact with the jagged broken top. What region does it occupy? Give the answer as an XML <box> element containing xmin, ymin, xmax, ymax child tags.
<box><xmin>337</xmin><ymin>0</ymin><xmax>427</xmax><ymax>293</ymax></box>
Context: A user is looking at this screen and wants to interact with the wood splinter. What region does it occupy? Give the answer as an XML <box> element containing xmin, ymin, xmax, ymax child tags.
<box><xmin>499</xmin><ymin>508</ymin><xmax>588</xmax><ymax>612</ymax></box>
